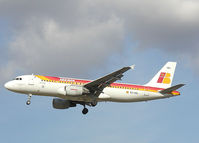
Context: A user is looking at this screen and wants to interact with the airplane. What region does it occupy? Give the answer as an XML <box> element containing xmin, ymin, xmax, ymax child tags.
<box><xmin>4</xmin><ymin>62</ymin><xmax>184</xmax><ymax>115</ymax></box>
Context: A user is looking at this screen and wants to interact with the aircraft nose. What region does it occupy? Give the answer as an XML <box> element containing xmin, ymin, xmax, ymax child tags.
<box><xmin>4</xmin><ymin>81</ymin><xmax>13</xmax><ymax>90</ymax></box>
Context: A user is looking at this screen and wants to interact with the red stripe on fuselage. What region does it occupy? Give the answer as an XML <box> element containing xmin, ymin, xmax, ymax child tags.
<box><xmin>40</xmin><ymin>75</ymin><xmax>180</xmax><ymax>94</ymax></box>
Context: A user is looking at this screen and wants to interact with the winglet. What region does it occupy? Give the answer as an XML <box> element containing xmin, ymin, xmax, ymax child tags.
<box><xmin>130</xmin><ymin>65</ymin><xmax>135</xmax><ymax>70</ymax></box>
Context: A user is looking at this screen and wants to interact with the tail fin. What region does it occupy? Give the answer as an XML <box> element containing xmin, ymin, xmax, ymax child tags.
<box><xmin>145</xmin><ymin>62</ymin><xmax>177</xmax><ymax>88</ymax></box>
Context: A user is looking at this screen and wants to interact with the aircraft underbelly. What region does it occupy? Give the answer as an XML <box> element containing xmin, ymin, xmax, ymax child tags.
<box><xmin>101</xmin><ymin>88</ymin><xmax>164</xmax><ymax>102</ymax></box>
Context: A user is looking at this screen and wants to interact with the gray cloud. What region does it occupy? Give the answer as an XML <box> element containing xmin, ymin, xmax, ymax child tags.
<box><xmin>8</xmin><ymin>17</ymin><xmax>124</xmax><ymax>75</ymax></box>
<box><xmin>1</xmin><ymin>0</ymin><xmax>199</xmax><ymax>82</ymax></box>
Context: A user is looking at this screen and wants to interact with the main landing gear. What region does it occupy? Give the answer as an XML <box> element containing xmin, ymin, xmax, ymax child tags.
<box><xmin>91</xmin><ymin>100</ymin><xmax>97</xmax><ymax>107</ymax></box>
<box><xmin>82</xmin><ymin>107</ymin><xmax>88</xmax><ymax>115</ymax></box>
<box><xmin>81</xmin><ymin>100</ymin><xmax>98</xmax><ymax>115</ymax></box>
<box><xmin>26</xmin><ymin>94</ymin><xmax>32</xmax><ymax>105</ymax></box>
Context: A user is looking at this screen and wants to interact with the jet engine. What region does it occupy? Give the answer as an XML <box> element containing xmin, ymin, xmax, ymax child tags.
<box><xmin>57</xmin><ymin>85</ymin><xmax>89</xmax><ymax>96</ymax></box>
<box><xmin>52</xmin><ymin>98</ymin><xmax>76</xmax><ymax>109</ymax></box>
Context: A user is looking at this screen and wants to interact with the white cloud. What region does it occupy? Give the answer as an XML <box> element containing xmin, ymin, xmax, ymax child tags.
<box><xmin>0</xmin><ymin>62</ymin><xmax>16</xmax><ymax>85</ymax></box>
<box><xmin>3</xmin><ymin>16</ymin><xmax>124</xmax><ymax>79</ymax></box>
<box><xmin>1</xmin><ymin>0</ymin><xmax>199</xmax><ymax>82</ymax></box>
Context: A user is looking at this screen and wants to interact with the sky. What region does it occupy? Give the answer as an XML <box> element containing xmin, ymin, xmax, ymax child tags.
<box><xmin>0</xmin><ymin>0</ymin><xmax>199</xmax><ymax>143</ymax></box>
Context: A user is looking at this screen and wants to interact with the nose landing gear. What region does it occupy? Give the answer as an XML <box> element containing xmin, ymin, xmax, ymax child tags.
<box><xmin>26</xmin><ymin>100</ymin><xmax>31</xmax><ymax>105</ymax></box>
<box><xmin>26</xmin><ymin>94</ymin><xmax>32</xmax><ymax>105</ymax></box>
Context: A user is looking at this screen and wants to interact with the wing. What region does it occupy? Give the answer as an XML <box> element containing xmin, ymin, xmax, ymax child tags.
<box><xmin>84</xmin><ymin>65</ymin><xmax>135</xmax><ymax>96</ymax></box>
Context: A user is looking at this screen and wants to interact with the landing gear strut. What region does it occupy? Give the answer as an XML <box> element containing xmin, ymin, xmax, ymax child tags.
<box><xmin>82</xmin><ymin>105</ymin><xmax>88</xmax><ymax>115</ymax></box>
<box><xmin>91</xmin><ymin>100</ymin><xmax>97</xmax><ymax>107</ymax></box>
<box><xmin>26</xmin><ymin>94</ymin><xmax>32</xmax><ymax>105</ymax></box>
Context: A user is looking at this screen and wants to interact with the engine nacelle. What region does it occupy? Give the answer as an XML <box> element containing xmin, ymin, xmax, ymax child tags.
<box><xmin>52</xmin><ymin>98</ymin><xmax>76</xmax><ymax>109</ymax></box>
<box><xmin>57</xmin><ymin>85</ymin><xmax>89</xmax><ymax>96</ymax></box>
<box><xmin>66</xmin><ymin>85</ymin><xmax>84</xmax><ymax>96</ymax></box>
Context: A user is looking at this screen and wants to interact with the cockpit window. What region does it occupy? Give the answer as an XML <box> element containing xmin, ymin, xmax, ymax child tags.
<box><xmin>15</xmin><ymin>78</ymin><xmax>22</xmax><ymax>80</ymax></box>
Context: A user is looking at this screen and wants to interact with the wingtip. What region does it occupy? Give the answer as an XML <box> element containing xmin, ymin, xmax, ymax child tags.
<box><xmin>180</xmin><ymin>84</ymin><xmax>186</xmax><ymax>87</ymax></box>
<box><xmin>130</xmin><ymin>65</ymin><xmax>135</xmax><ymax>70</ymax></box>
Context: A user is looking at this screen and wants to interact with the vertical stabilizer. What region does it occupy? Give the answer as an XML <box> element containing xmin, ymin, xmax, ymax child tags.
<box><xmin>145</xmin><ymin>62</ymin><xmax>177</xmax><ymax>89</ymax></box>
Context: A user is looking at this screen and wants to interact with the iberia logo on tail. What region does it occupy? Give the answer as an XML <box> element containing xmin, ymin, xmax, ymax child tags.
<box><xmin>157</xmin><ymin>72</ymin><xmax>171</xmax><ymax>84</ymax></box>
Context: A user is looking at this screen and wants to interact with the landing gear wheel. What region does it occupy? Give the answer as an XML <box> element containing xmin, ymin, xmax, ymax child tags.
<box><xmin>26</xmin><ymin>94</ymin><xmax>32</xmax><ymax>105</ymax></box>
<box><xmin>26</xmin><ymin>100</ymin><xmax>31</xmax><ymax>105</ymax></box>
<box><xmin>91</xmin><ymin>100</ymin><xmax>97</xmax><ymax>107</ymax></box>
<box><xmin>82</xmin><ymin>108</ymin><xmax>88</xmax><ymax>115</ymax></box>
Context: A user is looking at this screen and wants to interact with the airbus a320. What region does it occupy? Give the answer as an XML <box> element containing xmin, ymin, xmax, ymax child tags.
<box><xmin>4</xmin><ymin>62</ymin><xmax>184</xmax><ymax>114</ymax></box>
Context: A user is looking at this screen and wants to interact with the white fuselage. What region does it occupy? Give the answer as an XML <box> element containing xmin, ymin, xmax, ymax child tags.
<box><xmin>4</xmin><ymin>75</ymin><xmax>176</xmax><ymax>103</ymax></box>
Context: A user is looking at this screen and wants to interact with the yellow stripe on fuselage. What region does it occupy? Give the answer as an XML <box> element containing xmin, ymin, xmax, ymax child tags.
<box><xmin>35</xmin><ymin>75</ymin><xmax>49</xmax><ymax>81</ymax></box>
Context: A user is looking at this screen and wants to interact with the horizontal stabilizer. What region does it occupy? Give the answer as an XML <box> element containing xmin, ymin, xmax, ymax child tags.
<box><xmin>160</xmin><ymin>84</ymin><xmax>185</xmax><ymax>94</ymax></box>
